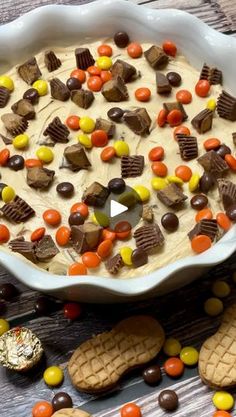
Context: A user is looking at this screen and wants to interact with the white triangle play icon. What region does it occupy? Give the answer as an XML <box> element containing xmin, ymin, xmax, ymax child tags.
<box><xmin>110</xmin><ymin>200</ymin><xmax>128</xmax><ymax>218</ymax></box>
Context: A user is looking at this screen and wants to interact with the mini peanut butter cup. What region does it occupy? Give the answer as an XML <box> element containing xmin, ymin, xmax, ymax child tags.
<box><xmin>44</xmin><ymin>50</ymin><xmax>61</xmax><ymax>72</ymax></box>
<box><xmin>134</xmin><ymin>223</ymin><xmax>164</xmax><ymax>252</ymax></box>
<box><xmin>121</xmin><ymin>155</ymin><xmax>144</xmax><ymax>178</ymax></box>
<box><xmin>105</xmin><ymin>253</ymin><xmax>124</xmax><ymax>275</ymax></box>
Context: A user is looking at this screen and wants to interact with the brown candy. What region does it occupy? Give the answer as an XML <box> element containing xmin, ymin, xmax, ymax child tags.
<box><xmin>177</xmin><ymin>135</ymin><xmax>198</xmax><ymax>160</ymax></box>
<box><xmin>190</xmin><ymin>194</ymin><xmax>208</xmax><ymax>210</ymax></box>
<box><xmin>144</xmin><ymin>45</ymin><xmax>169</xmax><ymax>69</ymax></box>
<box><xmin>199</xmin><ymin>171</ymin><xmax>215</xmax><ymax>193</ymax></box>
<box><xmin>114</xmin><ymin>31</ymin><xmax>130</xmax><ymax>48</ymax></box>
<box><xmin>105</xmin><ymin>253</ymin><xmax>124</xmax><ymax>275</ymax></box>
<box><xmin>158</xmin><ymin>390</ymin><xmax>179</xmax><ymax>411</ymax></box>
<box><xmin>95</xmin><ymin>118</ymin><xmax>115</xmax><ymax>138</ymax></box>
<box><xmin>35</xmin><ymin>235</ymin><xmax>59</xmax><ymax>261</ymax></box>
<box><xmin>142</xmin><ymin>365</ymin><xmax>162</xmax><ymax>385</ymax></box>
<box><xmin>9</xmin><ymin>237</ymin><xmax>37</xmax><ymax>263</ymax></box>
<box><xmin>7</xmin><ymin>155</ymin><xmax>25</xmax><ymax>171</ymax></box>
<box><xmin>191</xmin><ymin>109</ymin><xmax>213</xmax><ymax>134</ymax></box>
<box><xmin>131</xmin><ymin>248</ymin><xmax>148</xmax><ymax>268</ymax></box>
<box><xmin>217</xmin><ymin>179</ymin><xmax>236</xmax><ymax>210</ymax></box>
<box><xmin>71</xmin><ymin>222</ymin><xmax>102</xmax><ymax>254</ymax></box>
<box><xmin>142</xmin><ymin>205</ymin><xmax>154</xmax><ymax>222</ymax></box>
<box><xmin>43</xmin><ymin>117</ymin><xmax>70</xmax><ymax>143</ymax></box>
<box><xmin>44</xmin><ymin>50</ymin><xmax>62</xmax><ymax>72</ymax></box>
<box><xmin>1</xmin><ymin>195</ymin><xmax>35</xmax><ymax>223</ymax></box>
<box><xmin>50</xmin><ymin>78</ymin><xmax>70</xmax><ymax>101</ymax></box>
<box><xmin>75</xmin><ymin>48</ymin><xmax>95</xmax><ymax>70</ymax></box>
<box><xmin>166</xmin><ymin>72</ymin><xmax>182</xmax><ymax>87</ymax></box>
<box><xmin>121</xmin><ymin>155</ymin><xmax>144</xmax><ymax>178</ymax></box>
<box><xmin>197</xmin><ymin>150</ymin><xmax>228</xmax><ymax>176</ymax></box>
<box><xmin>163</xmin><ymin>101</ymin><xmax>187</xmax><ymax>121</ymax></box>
<box><xmin>156</xmin><ymin>72</ymin><xmax>172</xmax><ymax>94</ymax></box>
<box><xmin>123</xmin><ymin>108</ymin><xmax>151</xmax><ymax>135</ymax></box>
<box><xmin>82</xmin><ymin>182</ymin><xmax>109</xmax><ymax>207</ymax></box>
<box><xmin>188</xmin><ymin>219</ymin><xmax>218</xmax><ymax>241</ymax></box>
<box><xmin>217</xmin><ymin>90</ymin><xmax>236</xmax><ymax>121</ymax></box>
<box><xmin>56</xmin><ymin>182</ymin><xmax>74</xmax><ymax>198</ymax></box>
<box><xmin>0</xmin><ymin>87</ymin><xmax>10</xmax><ymax>108</ymax></box>
<box><xmin>11</xmin><ymin>99</ymin><xmax>35</xmax><ymax>120</ymax></box>
<box><xmin>233</xmin><ymin>132</ymin><xmax>236</xmax><ymax>146</ymax></box>
<box><xmin>216</xmin><ymin>144</ymin><xmax>231</xmax><ymax>159</ymax></box>
<box><xmin>17</xmin><ymin>57</ymin><xmax>42</xmax><ymax>85</ymax></box>
<box><xmin>134</xmin><ymin>223</ymin><xmax>164</xmax><ymax>252</ymax></box>
<box><xmin>63</xmin><ymin>144</ymin><xmax>91</xmax><ymax>171</ymax></box>
<box><xmin>1</xmin><ymin>113</ymin><xmax>28</xmax><ymax>135</ymax></box>
<box><xmin>0</xmin><ymin>133</ymin><xmax>12</xmax><ymax>145</ymax></box>
<box><xmin>23</xmin><ymin>88</ymin><xmax>39</xmax><ymax>104</ymax></box>
<box><xmin>161</xmin><ymin>212</ymin><xmax>179</xmax><ymax>232</ymax></box>
<box><xmin>67</xmin><ymin>77</ymin><xmax>81</xmax><ymax>91</ymax></box>
<box><xmin>111</xmin><ymin>59</ymin><xmax>137</xmax><ymax>82</ymax></box>
<box><xmin>157</xmin><ymin>183</ymin><xmax>188</xmax><ymax>207</ymax></box>
<box><xmin>27</xmin><ymin>167</ymin><xmax>55</xmax><ymax>189</ymax></box>
<box><xmin>199</xmin><ymin>63</ymin><xmax>222</xmax><ymax>85</ymax></box>
<box><xmin>226</xmin><ymin>204</ymin><xmax>236</xmax><ymax>222</ymax></box>
<box><xmin>71</xmin><ymin>89</ymin><xmax>94</xmax><ymax>109</ymax></box>
<box><xmin>101</xmin><ymin>76</ymin><xmax>129</xmax><ymax>102</ymax></box>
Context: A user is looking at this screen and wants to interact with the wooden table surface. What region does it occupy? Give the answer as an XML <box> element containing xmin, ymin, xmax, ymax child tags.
<box><xmin>0</xmin><ymin>1</ymin><xmax>236</xmax><ymax>417</ymax></box>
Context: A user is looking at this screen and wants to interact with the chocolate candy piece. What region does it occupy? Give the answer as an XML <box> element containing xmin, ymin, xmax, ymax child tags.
<box><xmin>111</xmin><ymin>59</ymin><xmax>137</xmax><ymax>82</ymax></box>
<box><xmin>131</xmin><ymin>248</ymin><xmax>148</xmax><ymax>268</ymax></box>
<box><xmin>95</xmin><ymin>118</ymin><xmax>116</xmax><ymax>138</ymax></box>
<box><xmin>177</xmin><ymin>135</ymin><xmax>198</xmax><ymax>161</ymax></box>
<box><xmin>114</xmin><ymin>31</ymin><xmax>130</xmax><ymax>48</ymax></box>
<box><xmin>71</xmin><ymin>89</ymin><xmax>94</xmax><ymax>109</ymax></box>
<box><xmin>7</xmin><ymin>155</ymin><xmax>25</xmax><ymax>171</ymax></box>
<box><xmin>35</xmin><ymin>235</ymin><xmax>59</xmax><ymax>261</ymax></box>
<box><xmin>11</xmin><ymin>98</ymin><xmax>35</xmax><ymax>120</ymax></box>
<box><xmin>66</xmin><ymin>77</ymin><xmax>81</xmax><ymax>91</ymax></box>
<box><xmin>190</xmin><ymin>194</ymin><xmax>208</xmax><ymax>210</ymax></box>
<box><xmin>63</xmin><ymin>144</ymin><xmax>91</xmax><ymax>171</ymax></box>
<box><xmin>144</xmin><ymin>45</ymin><xmax>169</xmax><ymax>69</ymax></box>
<box><xmin>34</xmin><ymin>296</ymin><xmax>52</xmax><ymax>316</ymax></box>
<box><xmin>158</xmin><ymin>390</ymin><xmax>179</xmax><ymax>411</ymax></box>
<box><xmin>52</xmin><ymin>392</ymin><xmax>73</xmax><ymax>411</ymax></box>
<box><xmin>199</xmin><ymin>63</ymin><xmax>222</xmax><ymax>85</ymax></box>
<box><xmin>217</xmin><ymin>179</ymin><xmax>236</xmax><ymax>210</ymax></box>
<box><xmin>0</xmin><ymin>133</ymin><xmax>12</xmax><ymax>145</ymax></box>
<box><xmin>75</xmin><ymin>47</ymin><xmax>95</xmax><ymax>70</ymax></box>
<box><xmin>188</xmin><ymin>219</ymin><xmax>218</xmax><ymax>242</ymax></box>
<box><xmin>0</xmin><ymin>87</ymin><xmax>10</xmax><ymax>108</ymax></box>
<box><xmin>161</xmin><ymin>212</ymin><xmax>179</xmax><ymax>231</ymax></box>
<box><xmin>23</xmin><ymin>88</ymin><xmax>39</xmax><ymax>104</ymax></box>
<box><xmin>166</xmin><ymin>71</ymin><xmax>182</xmax><ymax>87</ymax></box>
<box><xmin>1</xmin><ymin>113</ymin><xmax>28</xmax><ymax>135</ymax></box>
<box><xmin>44</xmin><ymin>50</ymin><xmax>62</xmax><ymax>72</ymax></box>
<box><xmin>105</xmin><ymin>253</ymin><xmax>124</xmax><ymax>274</ymax></box>
<box><xmin>71</xmin><ymin>222</ymin><xmax>102</xmax><ymax>254</ymax></box>
<box><xmin>9</xmin><ymin>237</ymin><xmax>37</xmax><ymax>263</ymax></box>
<box><xmin>191</xmin><ymin>109</ymin><xmax>213</xmax><ymax>134</ymax></box>
<box><xmin>108</xmin><ymin>178</ymin><xmax>126</xmax><ymax>194</ymax></box>
<box><xmin>0</xmin><ymin>183</ymin><xmax>7</xmax><ymax>198</ymax></box>
<box><xmin>200</xmin><ymin>171</ymin><xmax>215</xmax><ymax>193</ymax></box>
<box><xmin>142</xmin><ymin>205</ymin><xmax>154</xmax><ymax>222</ymax></box>
<box><xmin>198</xmin><ymin>150</ymin><xmax>228</xmax><ymax>176</ymax></box>
<box><xmin>17</xmin><ymin>57</ymin><xmax>42</xmax><ymax>85</ymax></box>
<box><xmin>0</xmin><ymin>283</ymin><xmax>18</xmax><ymax>301</ymax></box>
<box><xmin>82</xmin><ymin>182</ymin><xmax>109</xmax><ymax>207</ymax></box>
<box><xmin>157</xmin><ymin>183</ymin><xmax>188</xmax><ymax>207</ymax></box>
<box><xmin>107</xmin><ymin>107</ymin><xmax>124</xmax><ymax>122</ymax></box>
<box><xmin>44</xmin><ymin>116</ymin><xmax>70</xmax><ymax>143</ymax></box>
<box><xmin>101</xmin><ymin>76</ymin><xmax>129</xmax><ymax>102</ymax></box>
<box><xmin>156</xmin><ymin>72</ymin><xmax>172</xmax><ymax>94</ymax></box>
<box><xmin>217</xmin><ymin>90</ymin><xmax>236</xmax><ymax>121</ymax></box>
<box><xmin>163</xmin><ymin>101</ymin><xmax>187</xmax><ymax>121</ymax></box>
<box><xmin>68</xmin><ymin>212</ymin><xmax>85</xmax><ymax>226</ymax></box>
<box><xmin>50</xmin><ymin>78</ymin><xmax>70</xmax><ymax>101</ymax></box>
<box><xmin>121</xmin><ymin>155</ymin><xmax>144</xmax><ymax>178</ymax></box>
<box><xmin>226</xmin><ymin>204</ymin><xmax>236</xmax><ymax>222</ymax></box>
<box><xmin>123</xmin><ymin>107</ymin><xmax>151</xmax><ymax>135</ymax></box>
<box><xmin>1</xmin><ymin>195</ymin><xmax>35</xmax><ymax>223</ymax></box>
<box><xmin>216</xmin><ymin>144</ymin><xmax>231</xmax><ymax>159</ymax></box>
<box><xmin>142</xmin><ymin>365</ymin><xmax>162</xmax><ymax>385</ymax></box>
<box><xmin>27</xmin><ymin>167</ymin><xmax>55</xmax><ymax>189</ymax></box>
<box><xmin>56</xmin><ymin>182</ymin><xmax>74</xmax><ymax>198</ymax></box>
<box><xmin>134</xmin><ymin>223</ymin><xmax>164</xmax><ymax>252</ymax></box>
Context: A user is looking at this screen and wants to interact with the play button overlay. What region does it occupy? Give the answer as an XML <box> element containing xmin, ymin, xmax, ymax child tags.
<box><xmin>94</xmin><ymin>184</ymin><xmax>142</xmax><ymax>231</ymax></box>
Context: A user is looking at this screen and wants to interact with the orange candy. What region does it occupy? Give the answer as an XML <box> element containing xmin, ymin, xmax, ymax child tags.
<box><xmin>162</xmin><ymin>40</ymin><xmax>177</xmax><ymax>57</ymax></box>
<box><xmin>195</xmin><ymin>208</ymin><xmax>213</xmax><ymax>222</ymax></box>
<box><xmin>0</xmin><ymin>224</ymin><xmax>10</xmax><ymax>243</ymax></box>
<box><xmin>87</xmin><ymin>75</ymin><xmax>103</xmax><ymax>92</ymax></box>
<box><xmin>100</xmin><ymin>70</ymin><xmax>112</xmax><ymax>83</ymax></box>
<box><xmin>121</xmin><ymin>403</ymin><xmax>142</xmax><ymax>417</ymax></box>
<box><xmin>102</xmin><ymin>228</ymin><xmax>116</xmax><ymax>242</ymax></box>
<box><xmin>82</xmin><ymin>252</ymin><xmax>101</xmax><ymax>268</ymax></box>
<box><xmin>31</xmin><ymin>227</ymin><xmax>46</xmax><ymax>242</ymax></box>
<box><xmin>216</xmin><ymin>212</ymin><xmax>231</xmax><ymax>231</ymax></box>
<box><xmin>66</xmin><ymin>115</ymin><xmax>80</xmax><ymax>130</ymax></box>
<box><xmin>195</xmin><ymin>79</ymin><xmax>210</xmax><ymax>97</ymax></box>
<box><xmin>148</xmin><ymin>146</ymin><xmax>164</xmax><ymax>162</ymax></box>
<box><xmin>0</xmin><ymin>148</ymin><xmax>10</xmax><ymax>166</ymax></box>
<box><xmin>25</xmin><ymin>159</ymin><xmax>43</xmax><ymax>168</ymax></box>
<box><xmin>91</xmin><ymin>129</ymin><xmax>108</xmax><ymax>147</ymax></box>
<box><xmin>32</xmin><ymin>401</ymin><xmax>53</xmax><ymax>417</ymax></box>
<box><xmin>100</xmin><ymin>146</ymin><xmax>116</xmax><ymax>162</ymax></box>
<box><xmin>70</xmin><ymin>69</ymin><xmax>86</xmax><ymax>83</ymax></box>
<box><xmin>175</xmin><ymin>165</ymin><xmax>192</xmax><ymax>182</ymax></box>
<box><xmin>97</xmin><ymin>44</ymin><xmax>113</xmax><ymax>57</ymax></box>
<box><xmin>87</xmin><ymin>65</ymin><xmax>101</xmax><ymax>76</ymax></box>
<box><xmin>167</xmin><ymin>109</ymin><xmax>183</xmax><ymax>127</ymax></box>
<box><xmin>56</xmin><ymin>226</ymin><xmax>71</xmax><ymax>246</ymax></box>
<box><xmin>43</xmin><ymin>209</ymin><xmax>61</xmax><ymax>226</ymax></box>
<box><xmin>68</xmin><ymin>262</ymin><xmax>87</xmax><ymax>276</ymax></box>
<box><xmin>157</xmin><ymin>109</ymin><xmax>167</xmax><ymax>127</ymax></box>
<box><xmin>225</xmin><ymin>154</ymin><xmax>236</xmax><ymax>171</ymax></box>
<box><xmin>115</xmin><ymin>221</ymin><xmax>131</xmax><ymax>240</ymax></box>
<box><xmin>97</xmin><ymin>239</ymin><xmax>113</xmax><ymax>259</ymax></box>
<box><xmin>204</xmin><ymin>138</ymin><xmax>221</xmax><ymax>151</ymax></box>
<box><xmin>135</xmin><ymin>87</ymin><xmax>151</xmax><ymax>102</ymax></box>
<box><xmin>70</xmin><ymin>202</ymin><xmax>89</xmax><ymax>218</ymax></box>
<box><xmin>164</xmin><ymin>357</ymin><xmax>184</xmax><ymax>378</ymax></box>
<box><xmin>191</xmin><ymin>234</ymin><xmax>212</xmax><ymax>253</ymax></box>
<box><xmin>173</xmin><ymin>125</ymin><xmax>191</xmax><ymax>140</ymax></box>
<box><xmin>127</xmin><ymin>42</ymin><xmax>143</xmax><ymax>58</ymax></box>
<box><xmin>176</xmin><ymin>89</ymin><xmax>192</xmax><ymax>104</ymax></box>
<box><xmin>213</xmin><ymin>412</ymin><xmax>232</xmax><ymax>417</ymax></box>
<box><xmin>151</xmin><ymin>161</ymin><xmax>168</xmax><ymax>177</ymax></box>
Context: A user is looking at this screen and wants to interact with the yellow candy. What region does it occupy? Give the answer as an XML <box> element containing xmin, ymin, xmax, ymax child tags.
<box><xmin>204</xmin><ymin>297</ymin><xmax>223</xmax><ymax>317</ymax></box>
<box><xmin>120</xmin><ymin>247</ymin><xmax>133</xmax><ymax>266</ymax></box>
<box><xmin>206</xmin><ymin>98</ymin><xmax>216</xmax><ymax>111</ymax></box>
<box><xmin>79</xmin><ymin>116</ymin><xmax>95</xmax><ymax>133</ymax></box>
<box><xmin>93</xmin><ymin>211</ymin><xmax>110</xmax><ymax>227</ymax></box>
<box><xmin>133</xmin><ymin>185</ymin><xmax>150</xmax><ymax>202</ymax></box>
<box><xmin>36</xmin><ymin>147</ymin><xmax>54</xmax><ymax>163</ymax></box>
<box><xmin>180</xmin><ymin>346</ymin><xmax>199</xmax><ymax>366</ymax></box>
<box><xmin>0</xmin><ymin>75</ymin><xmax>14</xmax><ymax>91</ymax></box>
<box><xmin>212</xmin><ymin>280</ymin><xmax>231</xmax><ymax>298</ymax></box>
<box><xmin>43</xmin><ymin>366</ymin><xmax>64</xmax><ymax>387</ymax></box>
<box><xmin>32</xmin><ymin>80</ymin><xmax>48</xmax><ymax>96</ymax></box>
<box><xmin>151</xmin><ymin>177</ymin><xmax>168</xmax><ymax>191</ymax></box>
<box><xmin>212</xmin><ymin>391</ymin><xmax>234</xmax><ymax>411</ymax></box>
<box><xmin>167</xmin><ymin>175</ymin><xmax>184</xmax><ymax>186</ymax></box>
<box><xmin>91</xmin><ymin>213</ymin><xmax>99</xmax><ymax>225</ymax></box>
<box><xmin>78</xmin><ymin>134</ymin><xmax>92</xmax><ymax>149</ymax></box>
<box><xmin>189</xmin><ymin>173</ymin><xmax>200</xmax><ymax>192</ymax></box>
<box><xmin>163</xmin><ymin>338</ymin><xmax>182</xmax><ymax>357</ymax></box>
<box><xmin>2</xmin><ymin>186</ymin><xmax>15</xmax><ymax>203</ymax></box>
<box><xmin>0</xmin><ymin>318</ymin><xmax>10</xmax><ymax>336</ymax></box>
<box><xmin>13</xmin><ymin>134</ymin><xmax>29</xmax><ymax>149</ymax></box>
<box><xmin>114</xmin><ymin>140</ymin><xmax>129</xmax><ymax>157</ymax></box>
<box><xmin>96</xmin><ymin>56</ymin><xmax>113</xmax><ymax>70</ymax></box>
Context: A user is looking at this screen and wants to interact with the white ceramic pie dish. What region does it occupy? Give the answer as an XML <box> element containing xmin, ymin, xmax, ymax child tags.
<box><xmin>0</xmin><ymin>0</ymin><xmax>235</xmax><ymax>303</ymax></box>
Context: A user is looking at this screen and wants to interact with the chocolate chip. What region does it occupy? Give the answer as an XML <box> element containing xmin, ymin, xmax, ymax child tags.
<box><xmin>161</xmin><ymin>212</ymin><xmax>179</xmax><ymax>231</ymax></box>
<box><xmin>199</xmin><ymin>171</ymin><xmax>215</xmax><ymax>193</ymax></box>
<box><xmin>66</xmin><ymin>77</ymin><xmax>81</xmax><ymax>91</ymax></box>
<box><xmin>34</xmin><ymin>296</ymin><xmax>52</xmax><ymax>316</ymax></box>
<box><xmin>107</xmin><ymin>107</ymin><xmax>124</xmax><ymax>122</ymax></box>
<box><xmin>52</xmin><ymin>392</ymin><xmax>73</xmax><ymax>411</ymax></box>
<box><xmin>23</xmin><ymin>88</ymin><xmax>39</xmax><ymax>104</ymax></box>
<box><xmin>0</xmin><ymin>183</ymin><xmax>7</xmax><ymax>198</ymax></box>
<box><xmin>166</xmin><ymin>71</ymin><xmax>182</xmax><ymax>87</ymax></box>
<box><xmin>0</xmin><ymin>283</ymin><xmax>18</xmax><ymax>301</ymax></box>
<box><xmin>216</xmin><ymin>144</ymin><xmax>231</xmax><ymax>159</ymax></box>
<box><xmin>56</xmin><ymin>182</ymin><xmax>74</xmax><ymax>198</ymax></box>
<box><xmin>108</xmin><ymin>178</ymin><xmax>126</xmax><ymax>194</ymax></box>
<box><xmin>68</xmin><ymin>212</ymin><xmax>85</xmax><ymax>226</ymax></box>
<box><xmin>158</xmin><ymin>390</ymin><xmax>179</xmax><ymax>411</ymax></box>
<box><xmin>190</xmin><ymin>194</ymin><xmax>208</xmax><ymax>210</ymax></box>
<box><xmin>142</xmin><ymin>365</ymin><xmax>162</xmax><ymax>385</ymax></box>
<box><xmin>7</xmin><ymin>155</ymin><xmax>24</xmax><ymax>171</ymax></box>
<box><xmin>131</xmin><ymin>248</ymin><xmax>148</xmax><ymax>268</ymax></box>
<box><xmin>226</xmin><ymin>204</ymin><xmax>236</xmax><ymax>222</ymax></box>
<box><xmin>114</xmin><ymin>31</ymin><xmax>130</xmax><ymax>48</ymax></box>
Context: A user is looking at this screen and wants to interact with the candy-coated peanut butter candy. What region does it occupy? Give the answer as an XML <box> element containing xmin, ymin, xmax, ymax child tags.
<box><xmin>33</xmin><ymin>80</ymin><xmax>48</xmax><ymax>96</ymax></box>
<box><xmin>43</xmin><ymin>365</ymin><xmax>64</xmax><ymax>386</ymax></box>
<box><xmin>0</xmin><ymin>75</ymin><xmax>14</xmax><ymax>91</ymax></box>
<box><xmin>212</xmin><ymin>391</ymin><xmax>234</xmax><ymax>411</ymax></box>
<box><xmin>163</xmin><ymin>338</ymin><xmax>182</xmax><ymax>357</ymax></box>
<box><xmin>180</xmin><ymin>346</ymin><xmax>199</xmax><ymax>366</ymax></box>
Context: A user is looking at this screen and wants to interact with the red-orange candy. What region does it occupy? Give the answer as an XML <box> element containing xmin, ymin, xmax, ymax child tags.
<box><xmin>195</xmin><ymin>208</ymin><xmax>213</xmax><ymax>222</ymax></box>
<box><xmin>100</xmin><ymin>70</ymin><xmax>112</xmax><ymax>83</ymax></box>
<box><xmin>173</xmin><ymin>125</ymin><xmax>191</xmax><ymax>140</ymax></box>
<box><xmin>0</xmin><ymin>148</ymin><xmax>10</xmax><ymax>166</ymax></box>
<box><xmin>176</xmin><ymin>89</ymin><xmax>192</xmax><ymax>104</ymax></box>
<box><xmin>32</xmin><ymin>401</ymin><xmax>53</xmax><ymax>417</ymax></box>
<box><xmin>70</xmin><ymin>69</ymin><xmax>86</xmax><ymax>83</ymax></box>
<box><xmin>66</xmin><ymin>115</ymin><xmax>80</xmax><ymax>130</ymax></box>
<box><xmin>167</xmin><ymin>109</ymin><xmax>183</xmax><ymax>127</ymax></box>
<box><xmin>82</xmin><ymin>252</ymin><xmax>101</xmax><ymax>268</ymax></box>
<box><xmin>164</xmin><ymin>357</ymin><xmax>184</xmax><ymax>377</ymax></box>
<box><xmin>191</xmin><ymin>234</ymin><xmax>212</xmax><ymax>253</ymax></box>
<box><xmin>87</xmin><ymin>65</ymin><xmax>101</xmax><ymax>76</ymax></box>
<box><xmin>97</xmin><ymin>239</ymin><xmax>113</xmax><ymax>258</ymax></box>
<box><xmin>216</xmin><ymin>212</ymin><xmax>232</xmax><ymax>231</ymax></box>
<box><xmin>87</xmin><ymin>75</ymin><xmax>103</xmax><ymax>92</ymax></box>
<box><xmin>157</xmin><ymin>109</ymin><xmax>167</xmax><ymax>127</ymax></box>
<box><xmin>213</xmin><ymin>412</ymin><xmax>233</xmax><ymax>417</ymax></box>
<box><xmin>56</xmin><ymin>226</ymin><xmax>71</xmax><ymax>246</ymax></box>
<box><xmin>43</xmin><ymin>209</ymin><xmax>61</xmax><ymax>226</ymax></box>
<box><xmin>25</xmin><ymin>158</ymin><xmax>43</xmax><ymax>168</ymax></box>
<box><xmin>225</xmin><ymin>154</ymin><xmax>236</xmax><ymax>171</ymax></box>
<box><xmin>91</xmin><ymin>130</ymin><xmax>108</xmax><ymax>147</ymax></box>
<box><xmin>162</xmin><ymin>40</ymin><xmax>177</xmax><ymax>57</ymax></box>
<box><xmin>68</xmin><ymin>262</ymin><xmax>87</xmax><ymax>276</ymax></box>
<box><xmin>204</xmin><ymin>138</ymin><xmax>221</xmax><ymax>151</ymax></box>
<box><xmin>102</xmin><ymin>228</ymin><xmax>116</xmax><ymax>242</ymax></box>
<box><xmin>175</xmin><ymin>165</ymin><xmax>192</xmax><ymax>182</ymax></box>
<box><xmin>115</xmin><ymin>221</ymin><xmax>131</xmax><ymax>239</ymax></box>
<box><xmin>148</xmin><ymin>146</ymin><xmax>164</xmax><ymax>161</ymax></box>
<box><xmin>70</xmin><ymin>202</ymin><xmax>89</xmax><ymax>218</ymax></box>
<box><xmin>135</xmin><ymin>87</ymin><xmax>151</xmax><ymax>102</ymax></box>
<box><xmin>121</xmin><ymin>403</ymin><xmax>142</xmax><ymax>417</ymax></box>
<box><xmin>100</xmin><ymin>146</ymin><xmax>116</xmax><ymax>162</ymax></box>
<box><xmin>127</xmin><ymin>42</ymin><xmax>143</xmax><ymax>58</ymax></box>
<box><xmin>151</xmin><ymin>161</ymin><xmax>168</xmax><ymax>177</ymax></box>
<box><xmin>0</xmin><ymin>224</ymin><xmax>10</xmax><ymax>243</ymax></box>
<box><xmin>97</xmin><ymin>44</ymin><xmax>113</xmax><ymax>57</ymax></box>
<box><xmin>195</xmin><ymin>79</ymin><xmax>210</xmax><ymax>97</ymax></box>
<box><xmin>31</xmin><ymin>227</ymin><xmax>46</xmax><ymax>242</ymax></box>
